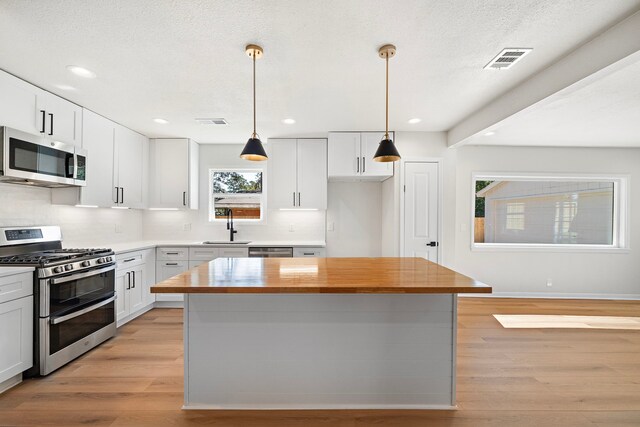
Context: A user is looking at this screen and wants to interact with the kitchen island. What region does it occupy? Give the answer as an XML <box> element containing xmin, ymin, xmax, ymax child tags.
<box><xmin>151</xmin><ymin>257</ymin><xmax>491</xmax><ymax>409</ymax></box>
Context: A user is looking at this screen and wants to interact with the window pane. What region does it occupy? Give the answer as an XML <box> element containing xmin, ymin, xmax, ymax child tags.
<box><xmin>213</xmin><ymin>196</ymin><xmax>261</xmax><ymax>220</ymax></box>
<box><xmin>212</xmin><ymin>171</ymin><xmax>262</xmax><ymax>194</ymax></box>
<box><xmin>474</xmin><ymin>180</ymin><xmax>614</xmax><ymax>245</ymax></box>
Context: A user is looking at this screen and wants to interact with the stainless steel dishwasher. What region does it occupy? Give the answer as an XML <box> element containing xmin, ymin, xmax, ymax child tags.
<box><xmin>248</xmin><ymin>247</ymin><xmax>293</xmax><ymax>258</ymax></box>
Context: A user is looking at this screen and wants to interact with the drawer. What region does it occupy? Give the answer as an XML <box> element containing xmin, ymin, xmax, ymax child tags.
<box><xmin>0</xmin><ymin>272</ymin><xmax>33</xmax><ymax>304</ymax></box>
<box><xmin>293</xmin><ymin>248</ymin><xmax>326</xmax><ymax>258</ymax></box>
<box><xmin>189</xmin><ymin>247</ymin><xmax>219</xmax><ymax>261</ymax></box>
<box><xmin>218</xmin><ymin>247</ymin><xmax>249</xmax><ymax>258</ymax></box>
<box><xmin>156</xmin><ymin>247</ymin><xmax>189</xmax><ymax>261</ymax></box>
<box><xmin>156</xmin><ymin>260</ymin><xmax>189</xmax><ymax>282</ymax></box>
<box><xmin>116</xmin><ymin>251</ymin><xmax>145</xmax><ymax>269</ymax></box>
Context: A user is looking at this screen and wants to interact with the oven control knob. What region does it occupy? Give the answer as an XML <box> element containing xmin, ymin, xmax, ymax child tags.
<box><xmin>96</xmin><ymin>258</ymin><xmax>105</xmax><ymax>264</ymax></box>
<box><xmin>81</xmin><ymin>261</ymin><xmax>91</xmax><ymax>268</ymax></box>
<box><xmin>53</xmin><ymin>266</ymin><xmax>64</xmax><ymax>274</ymax></box>
<box><xmin>64</xmin><ymin>264</ymin><xmax>73</xmax><ymax>271</ymax></box>
<box><xmin>106</xmin><ymin>256</ymin><xmax>113</xmax><ymax>262</ymax></box>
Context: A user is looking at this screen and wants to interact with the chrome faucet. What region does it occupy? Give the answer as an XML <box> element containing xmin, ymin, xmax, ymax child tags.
<box><xmin>226</xmin><ymin>209</ymin><xmax>238</xmax><ymax>242</ymax></box>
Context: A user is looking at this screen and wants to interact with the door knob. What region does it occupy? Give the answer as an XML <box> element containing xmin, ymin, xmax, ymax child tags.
<box><xmin>427</xmin><ymin>241</ymin><xmax>439</xmax><ymax>247</ymax></box>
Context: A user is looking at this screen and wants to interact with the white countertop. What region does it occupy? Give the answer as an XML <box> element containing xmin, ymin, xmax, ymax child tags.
<box><xmin>0</xmin><ymin>266</ymin><xmax>35</xmax><ymax>278</ymax></box>
<box><xmin>68</xmin><ymin>240</ymin><xmax>327</xmax><ymax>254</ymax></box>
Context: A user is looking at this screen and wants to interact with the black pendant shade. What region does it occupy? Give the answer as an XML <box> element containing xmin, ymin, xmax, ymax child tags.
<box><xmin>240</xmin><ymin>137</ymin><xmax>268</xmax><ymax>161</ymax></box>
<box><xmin>373</xmin><ymin>137</ymin><xmax>401</xmax><ymax>162</ymax></box>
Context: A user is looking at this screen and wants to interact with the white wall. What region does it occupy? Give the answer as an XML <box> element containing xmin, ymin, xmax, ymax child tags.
<box><xmin>454</xmin><ymin>145</ymin><xmax>640</xmax><ymax>298</ymax></box>
<box><xmin>0</xmin><ymin>183</ymin><xmax>143</xmax><ymax>246</ymax></box>
<box><xmin>326</xmin><ymin>182</ymin><xmax>381</xmax><ymax>257</ymax></box>
<box><xmin>142</xmin><ymin>144</ymin><xmax>326</xmax><ymax>242</ymax></box>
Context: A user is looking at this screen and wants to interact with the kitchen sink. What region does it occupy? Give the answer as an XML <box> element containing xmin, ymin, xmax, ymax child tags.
<box><xmin>201</xmin><ymin>241</ymin><xmax>251</xmax><ymax>245</ymax></box>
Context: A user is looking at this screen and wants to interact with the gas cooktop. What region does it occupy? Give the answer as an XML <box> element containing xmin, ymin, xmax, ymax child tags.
<box><xmin>0</xmin><ymin>248</ymin><xmax>113</xmax><ymax>266</ymax></box>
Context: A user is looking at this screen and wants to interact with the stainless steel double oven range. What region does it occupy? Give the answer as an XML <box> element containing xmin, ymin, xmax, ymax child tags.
<box><xmin>0</xmin><ymin>226</ymin><xmax>116</xmax><ymax>376</ymax></box>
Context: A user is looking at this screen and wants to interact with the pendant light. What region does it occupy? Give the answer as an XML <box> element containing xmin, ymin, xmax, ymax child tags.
<box><xmin>373</xmin><ymin>44</ymin><xmax>401</xmax><ymax>162</ymax></box>
<box><xmin>240</xmin><ymin>44</ymin><xmax>268</xmax><ymax>161</ymax></box>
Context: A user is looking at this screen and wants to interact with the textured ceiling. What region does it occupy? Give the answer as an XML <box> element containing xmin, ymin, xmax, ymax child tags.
<box><xmin>464</xmin><ymin>58</ymin><xmax>640</xmax><ymax>147</ymax></box>
<box><xmin>0</xmin><ymin>0</ymin><xmax>639</xmax><ymax>143</ymax></box>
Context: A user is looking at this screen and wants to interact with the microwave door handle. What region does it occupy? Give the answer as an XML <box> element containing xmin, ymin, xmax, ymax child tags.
<box><xmin>65</xmin><ymin>153</ymin><xmax>75</xmax><ymax>178</ymax></box>
<box><xmin>49</xmin><ymin>265</ymin><xmax>115</xmax><ymax>285</ymax></box>
<box><xmin>49</xmin><ymin>295</ymin><xmax>116</xmax><ymax>325</ymax></box>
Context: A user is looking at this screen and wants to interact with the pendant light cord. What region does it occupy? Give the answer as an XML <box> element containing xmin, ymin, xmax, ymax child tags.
<box><xmin>252</xmin><ymin>53</ymin><xmax>257</xmax><ymax>138</ymax></box>
<box><xmin>385</xmin><ymin>56</ymin><xmax>389</xmax><ymax>139</ymax></box>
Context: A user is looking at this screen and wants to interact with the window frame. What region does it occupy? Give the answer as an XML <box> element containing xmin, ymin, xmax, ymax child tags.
<box><xmin>471</xmin><ymin>172</ymin><xmax>630</xmax><ymax>252</ymax></box>
<box><xmin>208</xmin><ymin>168</ymin><xmax>265</xmax><ymax>223</ymax></box>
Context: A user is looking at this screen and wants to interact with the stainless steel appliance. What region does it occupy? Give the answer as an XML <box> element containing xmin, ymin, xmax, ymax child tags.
<box><xmin>0</xmin><ymin>127</ymin><xmax>86</xmax><ymax>187</ymax></box>
<box><xmin>248</xmin><ymin>247</ymin><xmax>293</xmax><ymax>257</ymax></box>
<box><xmin>0</xmin><ymin>226</ymin><xmax>115</xmax><ymax>376</ymax></box>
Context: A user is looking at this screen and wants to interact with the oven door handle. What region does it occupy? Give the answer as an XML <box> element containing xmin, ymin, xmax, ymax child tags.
<box><xmin>49</xmin><ymin>295</ymin><xmax>116</xmax><ymax>325</ymax></box>
<box><xmin>49</xmin><ymin>265</ymin><xmax>115</xmax><ymax>285</ymax></box>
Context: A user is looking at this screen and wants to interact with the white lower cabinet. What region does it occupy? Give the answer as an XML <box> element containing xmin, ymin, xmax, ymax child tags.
<box><xmin>0</xmin><ymin>272</ymin><xmax>33</xmax><ymax>389</ymax></box>
<box><xmin>156</xmin><ymin>259</ymin><xmax>188</xmax><ymax>303</ymax></box>
<box><xmin>293</xmin><ymin>247</ymin><xmax>326</xmax><ymax>258</ymax></box>
<box><xmin>115</xmin><ymin>249</ymin><xmax>155</xmax><ymax>326</ymax></box>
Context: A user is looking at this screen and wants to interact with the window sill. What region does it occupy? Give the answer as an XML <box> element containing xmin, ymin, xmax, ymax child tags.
<box><xmin>471</xmin><ymin>244</ymin><xmax>630</xmax><ymax>254</ymax></box>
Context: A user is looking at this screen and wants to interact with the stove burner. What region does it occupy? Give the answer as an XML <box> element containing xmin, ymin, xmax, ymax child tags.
<box><xmin>0</xmin><ymin>248</ymin><xmax>113</xmax><ymax>266</ymax></box>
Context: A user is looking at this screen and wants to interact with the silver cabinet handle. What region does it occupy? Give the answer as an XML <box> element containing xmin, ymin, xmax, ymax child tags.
<box><xmin>50</xmin><ymin>295</ymin><xmax>116</xmax><ymax>325</ymax></box>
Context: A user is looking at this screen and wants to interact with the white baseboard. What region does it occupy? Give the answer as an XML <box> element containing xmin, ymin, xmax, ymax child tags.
<box><xmin>182</xmin><ymin>403</ymin><xmax>457</xmax><ymax>410</ymax></box>
<box><xmin>116</xmin><ymin>303</ymin><xmax>155</xmax><ymax>327</ymax></box>
<box><xmin>460</xmin><ymin>292</ymin><xmax>640</xmax><ymax>301</ymax></box>
<box><xmin>0</xmin><ymin>373</ymin><xmax>22</xmax><ymax>394</ymax></box>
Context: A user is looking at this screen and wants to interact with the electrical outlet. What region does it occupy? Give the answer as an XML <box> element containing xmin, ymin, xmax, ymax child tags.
<box><xmin>327</xmin><ymin>222</ymin><xmax>335</xmax><ymax>231</ymax></box>
<box><xmin>289</xmin><ymin>223</ymin><xmax>295</xmax><ymax>232</ymax></box>
<box><xmin>546</xmin><ymin>278</ymin><xmax>553</xmax><ymax>287</ymax></box>
<box><xmin>115</xmin><ymin>223</ymin><xmax>122</xmax><ymax>233</ymax></box>
<box><xmin>183</xmin><ymin>223</ymin><xmax>191</xmax><ymax>231</ymax></box>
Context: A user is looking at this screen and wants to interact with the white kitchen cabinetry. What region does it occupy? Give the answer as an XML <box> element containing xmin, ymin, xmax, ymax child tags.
<box><xmin>0</xmin><ymin>272</ymin><xmax>33</xmax><ymax>390</ymax></box>
<box><xmin>52</xmin><ymin>109</ymin><xmax>148</xmax><ymax>209</ymax></box>
<box><xmin>0</xmin><ymin>70</ymin><xmax>40</xmax><ymax>135</ymax></box>
<box><xmin>156</xmin><ymin>246</ymin><xmax>189</xmax><ymax>303</ymax></box>
<box><xmin>293</xmin><ymin>247</ymin><xmax>326</xmax><ymax>257</ymax></box>
<box><xmin>36</xmin><ymin>91</ymin><xmax>82</xmax><ymax>146</ymax></box>
<box><xmin>267</xmin><ymin>138</ymin><xmax>327</xmax><ymax>209</ymax></box>
<box><xmin>149</xmin><ymin>139</ymin><xmax>199</xmax><ymax>209</ymax></box>
<box><xmin>188</xmin><ymin>247</ymin><xmax>249</xmax><ymax>269</ymax></box>
<box><xmin>115</xmin><ymin>249</ymin><xmax>155</xmax><ymax>326</ymax></box>
<box><xmin>328</xmin><ymin>132</ymin><xmax>393</xmax><ymax>180</ymax></box>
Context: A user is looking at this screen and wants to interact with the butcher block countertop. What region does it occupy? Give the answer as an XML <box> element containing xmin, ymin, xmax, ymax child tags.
<box><xmin>151</xmin><ymin>257</ymin><xmax>492</xmax><ymax>294</ymax></box>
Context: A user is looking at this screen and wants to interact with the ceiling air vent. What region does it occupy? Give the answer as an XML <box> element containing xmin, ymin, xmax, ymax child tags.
<box><xmin>195</xmin><ymin>118</ymin><xmax>228</xmax><ymax>125</ymax></box>
<box><xmin>484</xmin><ymin>48</ymin><xmax>532</xmax><ymax>70</ymax></box>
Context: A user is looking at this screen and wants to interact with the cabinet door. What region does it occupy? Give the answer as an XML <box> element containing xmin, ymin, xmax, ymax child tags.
<box><xmin>0</xmin><ymin>70</ymin><xmax>40</xmax><ymax>135</ymax></box>
<box><xmin>218</xmin><ymin>248</ymin><xmax>249</xmax><ymax>258</ymax></box>
<box><xmin>0</xmin><ymin>296</ymin><xmax>33</xmax><ymax>383</ymax></box>
<box><xmin>128</xmin><ymin>267</ymin><xmax>145</xmax><ymax>314</ymax></box>
<box><xmin>267</xmin><ymin>139</ymin><xmax>298</xmax><ymax>209</ymax></box>
<box><xmin>360</xmin><ymin>132</ymin><xmax>393</xmax><ymax>178</ymax></box>
<box><xmin>115</xmin><ymin>269</ymin><xmax>130</xmax><ymax>321</ymax></box>
<box><xmin>79</xmin><ymin>109</ymin><xmax>116</xmax><ymax>207</ymax></box>
<box><xmin>37</xmin><ymin>91</ymin><xmax>82</xmax><ymax>146</ymax></box>
<box><xmin>142</xmin><ymin>250</ymin><xmax>156</xmax><ymax>306</ymax></box>
<box><xmin>150</xmin><ymin>139</ymin><xmax>189</xmax><ymax>208</ymax></box>
<box><xmin>189</xmin><ymin>247</ymin><xmax>219</xmax><ymax>261</ymax></box>
<box><xmin>297</xmin><ymin>139</ymin><xmax>327</xmax><ymax>209</ymax></box>
<box><xmin>115</xmin><ymin>125</ymin><xmax>145</xmax><ymax>209</ymax></box>
<box><xmin>328</xmin><ymin>133</ymin><xmax>360</xmax><ymax>178</ymax></box>
<box><xmin>155</xmin><ymin>261</ymin><xmax>188</xmax><ymax>302</ymax></box>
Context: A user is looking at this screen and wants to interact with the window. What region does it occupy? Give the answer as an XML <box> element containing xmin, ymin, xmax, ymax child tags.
<box><xmin>472</xmin><ymin>174</ymin><xmax>628</xmax><ymax>250</ymax></box>
<box><xmin>209</xmin><ymin>170</ymin><xmax>263</xmax><ymax>221</ymax></box>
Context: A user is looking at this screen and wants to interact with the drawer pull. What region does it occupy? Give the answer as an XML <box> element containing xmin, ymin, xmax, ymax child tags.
<box><xmin>165</xmin><ymin>252</ymin><xmax>180</xmax><ymax>255</ymax></box>
<box><xmin>165</xmin><ymin>263</ymin><xmax>179</xmax><ymax>266</ymax></box>
<box><xmin>303</xmin><ymin>252</ymin><xmax>314</xmax><ymax>256</ymax></box>
<box><xmin>123</xmin><ymin>258</ymin><xmax>136</xmax><ymax>263</ymax></box>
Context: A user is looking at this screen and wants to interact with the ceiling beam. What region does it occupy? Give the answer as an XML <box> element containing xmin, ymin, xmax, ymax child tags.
<box><xmin>447</xmin><ymin>9</ymin><xmax>640</xmax><ymax>148</ymax></box>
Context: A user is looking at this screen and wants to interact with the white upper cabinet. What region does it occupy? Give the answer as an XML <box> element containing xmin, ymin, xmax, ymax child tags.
<box><xmin>149</xmin><ymin>139</ymin><xmax>199</xmax><ymax>209</ymax></box>
<box><xmin>36</xmin><ymin>91</ymin><xmax>82</xmax><ymax>146</ymax></box>
<box><xmin>52</xmin><ymin>109</ymin><xmax>148</xmax><ymax>209</ymax></box>
<box><xmin>328</xmin><ymin>132</ymin><xmax>393</xmax><ymax>181</ymax></box>
<box><xmin>0</xmin><ymin>70</ymin><xmax>40</xmax><ymax>134</ymax></box>
<box><xmin>114</xmin><ymin>124</ymin><xmax>146</xmax><ymax>209</ymax></box>
<box><xmin>268</xmin><ymin>138</ymin><xmax>327</xmax><ymax>210</ymax></box>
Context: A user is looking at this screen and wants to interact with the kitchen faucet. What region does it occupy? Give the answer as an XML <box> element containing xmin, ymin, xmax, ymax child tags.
<box><xmin>226</xmin><ymin>209</ymin><xmax>238</xmax><ymax>242</ymax></box>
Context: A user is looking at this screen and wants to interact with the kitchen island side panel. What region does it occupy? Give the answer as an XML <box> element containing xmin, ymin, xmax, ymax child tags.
<box><xmin>185</xmin><ymin>293</ymin><xmax>456</xmax><ymax>409</ymax></box>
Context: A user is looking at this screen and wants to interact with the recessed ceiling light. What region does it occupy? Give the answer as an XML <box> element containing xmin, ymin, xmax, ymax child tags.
<box><xmin>408</xmin><ymin>118</ymin><xmax>421</xmax><ymax>124</ymax></box>
<box><xmin>66</xmin><ymin>65</ymin><xmax>96</xmax><ymax>79</ymax></box>
<box><xmin>484</xmin><ymin>131</ymin><xmax>495</xmax><ymax>136</ymax></box>
<box><xmin>55</xmin><ymin>84</ymin><xmax>77</xmax><ymax>91</ymax></box>
<box><xmin>153</xmin><ymin>118</ymin><xmax>169</xmax><ymax>124</ymax></box>
<box><xmin>282</xmin><ymin>118</ymin><xmax>296</xmax><ymax>124</ymax></box>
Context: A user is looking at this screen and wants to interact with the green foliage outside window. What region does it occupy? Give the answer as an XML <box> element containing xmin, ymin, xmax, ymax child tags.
<box><xmin>475</xmin><ymin>180</ymin><xmax>493</xmax><ymax>218</ymax></box>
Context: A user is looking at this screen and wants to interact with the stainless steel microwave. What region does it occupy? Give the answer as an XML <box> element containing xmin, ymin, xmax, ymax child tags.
<box><xmin>0</xmin><ymin>127</ymin><xmax>86</xmax><ymax>187</ymax></box>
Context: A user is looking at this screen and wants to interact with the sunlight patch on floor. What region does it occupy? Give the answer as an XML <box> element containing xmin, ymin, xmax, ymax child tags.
<box><xmin>493</xmin><ymin>314</ymin><xmax>640</xmax><ymax>330</ymax></box>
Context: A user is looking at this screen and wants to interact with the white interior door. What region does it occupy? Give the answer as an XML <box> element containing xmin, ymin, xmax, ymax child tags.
<box><xmin>403</xmin><ymin>162</ymin><xmax>439</xmax><ymax>262</ymax></box>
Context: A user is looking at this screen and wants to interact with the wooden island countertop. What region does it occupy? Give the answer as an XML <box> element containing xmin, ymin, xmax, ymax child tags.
<box><xmin>151</xmin><ymin>257</ymin><xmax>492</xmax><ymax>294</ymax></box>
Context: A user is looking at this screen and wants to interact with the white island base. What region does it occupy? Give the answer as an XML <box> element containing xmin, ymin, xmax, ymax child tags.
<box><xmin>183</xmin><ymin>293</ymin><xmax>457</xmax><ymax>410</ymax></box>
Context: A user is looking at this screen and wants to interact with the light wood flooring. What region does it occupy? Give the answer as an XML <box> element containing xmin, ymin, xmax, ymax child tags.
<box><xmin>1</xmin><ymin>298</ymin><xmax>639</xmax><ymax>426</ymax></box>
